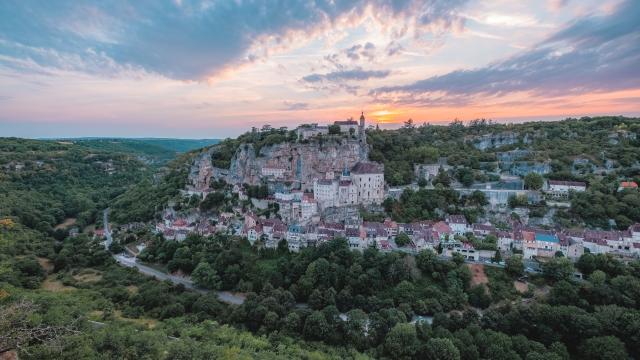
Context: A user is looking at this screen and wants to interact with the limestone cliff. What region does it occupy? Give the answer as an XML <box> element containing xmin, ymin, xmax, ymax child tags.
<box><xmin>226</xmin><ymin>138</ymin><xmax>368</xmax><ymax>189</ymax></box>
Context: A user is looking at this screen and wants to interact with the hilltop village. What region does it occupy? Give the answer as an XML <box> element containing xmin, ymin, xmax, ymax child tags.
<box><xmin>150</xmin><ymin>115</ymin><xmax>640</xmax><ymax>266</ymax></box>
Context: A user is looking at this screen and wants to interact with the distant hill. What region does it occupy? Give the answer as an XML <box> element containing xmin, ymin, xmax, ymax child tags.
<box><xmin>63</xmin><ymin>138</ymin><xmax>220</xmax><ymax>164</ymax></box>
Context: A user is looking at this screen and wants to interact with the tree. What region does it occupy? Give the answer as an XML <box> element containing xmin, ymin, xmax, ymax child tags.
<box><xmin>403</xmin><ymin>118</ymin><xmax>415</xmax><ymax>129</ymax></box>
<box><xmin>456</xmin><ymin>168</ymin><xmax>474</xmax><ymax>187</ymax></box>
<box><xmin>395</xmin><ymin>232</ymin><xmax>411</xmax><ymax>247</ymax></box>
<box><xmin>505</xmin><ymin>255</ymin><xmax>524</xmax><ymax>277</ymax></box>
<box><xmin>328</xmin><ymin>124</ymin><xmax>341</xmax><ymax>135</ymax></box>
<box><xmin>434</xmin><ymin>169</ymin><xmax>451</xmax><ymax>187</ymax></box>
<box><xmin>191</xmin><ymin>262</ymin><xmax>221</xmax><ymax>290</ymax></box>
<box><xmin>579</xmin><ymin>336</ymin><xmax>628</xmax><ymax>360</ymax></box>
<box><xmin>343</xmin><ymin>309</ymin><xmax>368</xmax><ymax>350</ymax></box>
<box><xmin>421</xmin><ymin>338</ymin><xmax>460</xmax><ymax>360</ymax></box>
<box><xmin>308</xmin><ymin>287</ymin><xmax>336</xmax><ymax>310</ymax></box>
<box><xmin>492</xmin><ymin>250</ymin><xmax>502</xmax><ymax>263</ymax></box>
<box><xmin>524</xmin><ymin>173</ymin><xmax>544</xmax><ymax>190</ymax></box>
<box><xmin>542</xmin><ymin>257</ymin><xmax>575</xmax><ymax>282</ymax></box>
<box><xmin>199</xmin><ymin>192</ymin><xmax>226</xmax><ymax>211</ymax></box>
<box><xmin>548</xmin><ymin>280</ymin><xmax>580</xmax><ymax>305</ymax></box>
<box><xmin>303</xmin><ymin>311</ymin><xmax>330</xmax><ymax>341</ymax></box>
<box><xmin>384</xmin><ymin>323</ymin><xmax>418</xmax><ymax>359</ymax></box>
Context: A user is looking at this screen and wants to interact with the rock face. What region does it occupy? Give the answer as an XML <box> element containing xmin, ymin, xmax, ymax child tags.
<box><xmin>227</xmin><ymin>138</ymin><xmax>368</xmax><ymax>190</ymax></box>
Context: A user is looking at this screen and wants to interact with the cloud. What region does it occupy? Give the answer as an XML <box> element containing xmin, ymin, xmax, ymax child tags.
<box><xmin>371</xmin><ymin>0</ymin><xmax>640</xmax><ymax>105</ymax></box>
<box><xmin>548</xmin><ymin>0</ymin><xmax>571</xmax><ymax>11</ymax></box>
<box><xmin>386</xmin><ymin>41</ymin><xmax>404</xmax><ymax>56</ymax></box>
<box><xmin>303</xmin><ymin>68</ymin><xmax>390</xmax><ymax>83</ymax></box>
<box><xmin>281</xmin><ymin>101</ymin><xmax>309</xmax><ymax>111</ymax></box>
<box><xmin>345</xmin><ymin>42</ymin><xmax>376</xmax><ymax>61</ymax></box>
<box><xmin>0</xmin><ymin>0</ymin><xmax>469</xmax><ymax>81</ymax></box>
<box><xmin>302</xmin><ymin>67</ymin><xmax>390</xmax><ymax>95</ymax></box>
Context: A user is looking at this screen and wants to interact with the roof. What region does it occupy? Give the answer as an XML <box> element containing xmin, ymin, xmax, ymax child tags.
<box><xmin>433</xmin><ymin>221</ymin><xmax>451</xmax><ymax>234</ymax></box>
<box><xmin>351</xmin><ymin>161</ymin><xmax>384</xmax><ymax>174</ymax></box>
<box><xmin>620</xmin><ymin>181</ymin><xmax>638</xmax><ymax>188</ymax></box>
<box><xmin>535</xmin><ymin>232</ymin><xmax>559</xmax><ymax>243</ymax></box>
<box><xmin>447</xmin><ymin>215</ymin><xmax>468</xmax><ymax>225</ymax></box>
<box><xmin>473</xmin><ymin>223</ymin><xmax>495</xmax><ymax>231</ymax></box>
<box><xmin>334</xmin><ymin>120</ymin><xmax>358</xmax><ymax>126</ymax></box>
<box><xmin>548</xmin><ymin>180</ymin><xmax>587</xmax><ymax>187</ymax></box>
<box><xmin>316</xmin><ymin>179</ymin><xmax>334</xmax><ymax>186</ymax></box>
<box><xmin>345</xmin><ymin>228</ymin><xmax>360</xmax><ymax>237</ymax></box>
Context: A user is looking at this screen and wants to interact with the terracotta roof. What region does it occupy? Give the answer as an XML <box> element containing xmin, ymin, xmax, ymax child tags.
<box><xmin>433</xmin><ymin>221</ymin><xmax>451</xmax><ymax>234</ymax></box>
<box><xmin>620</xmin><ymin>181</ymin><xmax>638</xmax><ymax>188</ymax></box>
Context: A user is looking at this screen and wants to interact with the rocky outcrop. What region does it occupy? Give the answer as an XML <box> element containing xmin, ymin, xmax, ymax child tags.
<box><xmin>227</xmin><ymin>138</ymin><xmax>368</xmax><ymax>189</ymax></box>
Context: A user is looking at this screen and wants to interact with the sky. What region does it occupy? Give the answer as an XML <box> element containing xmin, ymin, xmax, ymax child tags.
<box><xmin>0</xmin><ymin>0</ymin><xmax>639</xmax><ymax>139</ymax></box>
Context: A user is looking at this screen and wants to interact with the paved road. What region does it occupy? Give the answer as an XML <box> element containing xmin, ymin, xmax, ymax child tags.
<box><xmin>103</xmin><ymin>209</ymin><xmax>246</xmax><ymax>305</ymax></box>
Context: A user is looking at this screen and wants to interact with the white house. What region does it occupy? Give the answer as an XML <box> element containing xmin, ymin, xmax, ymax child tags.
<box><xmin>547</xmin><ymin>180</ymin><xmax>587</xmax><ymax>193</ymax></box>
<box><xmin>446</xmin><ymin>215</ymin><xmax>470</xmax><ymax>235</ymax></box>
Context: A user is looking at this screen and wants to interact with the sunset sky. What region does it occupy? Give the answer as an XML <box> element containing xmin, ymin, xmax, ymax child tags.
<box><xmin>1</xmin><ymin>0</ymin><xmax>639</xmax><ymax>138</ymax></box>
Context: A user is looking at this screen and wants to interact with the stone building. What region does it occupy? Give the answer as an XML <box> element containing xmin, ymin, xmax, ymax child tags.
<box><xmin>351</xmin><ymin>161</ymin><xmax>385</xmax><ymax>205</ymax></box>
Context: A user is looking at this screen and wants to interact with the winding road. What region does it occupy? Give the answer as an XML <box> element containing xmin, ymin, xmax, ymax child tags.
<box><xmin>102</xmin><ymin>209</ymin><xmax>246</xmax><ymax>305</ymax></box>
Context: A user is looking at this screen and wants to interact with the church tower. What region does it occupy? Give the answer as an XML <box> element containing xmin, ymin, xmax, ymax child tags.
<box><xmin>359</xmin><ymin>111</ymin><xmax>365</xmax><ymax>139</ymax></box>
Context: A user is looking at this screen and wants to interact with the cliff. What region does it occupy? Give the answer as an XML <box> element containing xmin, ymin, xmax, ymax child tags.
<box><xmin>226</xmin><ymin>138</ymin><xmax>368</xmax><ymax>189</ymax></box>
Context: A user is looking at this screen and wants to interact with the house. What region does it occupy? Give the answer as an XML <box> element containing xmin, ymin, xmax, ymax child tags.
<box><xmin>446</xmin><ymin>215</ymin><xmax>469</xmax><ymax>235</ymax></box>
<box><xmin>618</xmin><ymin>181</ymin><xmax>638</xmax><ymax>192</ymax></box>
<box><xmin>346</xmin><ymin>227</ymin><xmax>368</xmax><ymax>250</ymax></box>
<box><xmin>297</xmin><ymin>123</ymin><xmax>329</xmax><ymax>139</ymax></box>
<box><xmin>547</xmin><ymin>180</ymin><xmax>587</xmax><ymax>193</ymax></box>
<box><xmin>534</xmin><ymin>231</ymin><xmax>561</xmax><ymax>258</ymax></box>
<box><xmin>383</xmin><ymin>219</ymin><xmax>399</xmax><ymax>237</ymax></box>
<box><xmin>314</xmin><ymin>161</ymin><xmax>385</xmax><ymax>208</ymax></box>
<box><xmin>472</xmin><ymin>223</ymin><xmax>496</xmax><ymax>238</ymax></box>
<box><xmin>583</xmin><ymin>230</ymin><xmax>620</xmax><ymax>254</ymax></box>
<box><xmin>314</xmin><ymin>179</ymin><xmax>338</xmax><ymax>208</ymax></box>
<box><xmin>497</xmin><ymin>231</ymin><xmax>514</xmax><ymax>251</ymax></box>
<box><xmin>432</xmin><ymin>221</ymin><xmax>453</xmax><ymax>240</ymax></box>
<box><xmin>351</xmin><ymin>162</ymin><xmax>385</xmax><ymax>205</ymax></box>
<box><xmin>559</xmin><ymin>235</ymin><xmax>584</xmax><ymax>259</ymax></box>
<box><xmin>445</xmin><ymin>242</ymin><xmax>479</xmax><ymax>261</ymax></box>
<box><xmin>334</xmin><ymin>119</ymin><xmax>359</xmax><ymax>134</ymax></box>
<box><xmin>247</xmin><ymin>225</ymin><xmax>263</xmax><ymax>244</ymax></box>
<box><xmin>301</xmin><ymin>194</ymin><xmax>318</xmax><ymax>220</ymax></box>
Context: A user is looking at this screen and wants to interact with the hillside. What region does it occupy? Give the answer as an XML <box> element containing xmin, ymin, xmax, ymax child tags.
<box><xmin>65</xmin><ymin>138</ymin><xmax>220</xmax><ymax>164</ymax></box>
